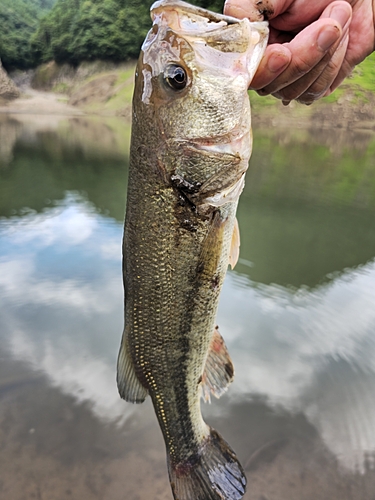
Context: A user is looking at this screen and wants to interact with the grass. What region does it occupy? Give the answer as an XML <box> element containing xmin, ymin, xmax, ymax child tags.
<box><xmin>251</xmin><ymin>51</ymin><xmax>375</xmax><ymax>109</ymax></box>
<box><xmin>105</xmin><ymin>67</ymin><xmax>135</xmax><ymax>111</ymax></box>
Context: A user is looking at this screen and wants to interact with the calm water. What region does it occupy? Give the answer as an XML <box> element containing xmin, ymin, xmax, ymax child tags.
<box><xmin>1</xmin><ymin>112</ymin><xmax>375</xmax><ymax>499</ymax></box>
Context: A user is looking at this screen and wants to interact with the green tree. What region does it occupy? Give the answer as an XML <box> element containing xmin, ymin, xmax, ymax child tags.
<box><xmin>6</xmin><ymin>0</ymin><xmax>226</xmax><ymax>68</ymax></box>
<box><xmin>0</xmin><ymin>0</ymin><xmax>56</xmax><ymax>69</ymax></box>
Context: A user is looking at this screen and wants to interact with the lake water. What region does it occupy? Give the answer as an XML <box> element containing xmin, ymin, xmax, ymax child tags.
<box><xmin>1</xmin><ymin>111</ymin><xmax>375</xmax><ymax>499</ymax></box>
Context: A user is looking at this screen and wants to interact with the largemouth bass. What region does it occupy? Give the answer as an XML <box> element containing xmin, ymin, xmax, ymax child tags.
<box><xmin>117</xmin><ymin>1</ymin><xmax>268</xmax><ymax>498</ymax></box>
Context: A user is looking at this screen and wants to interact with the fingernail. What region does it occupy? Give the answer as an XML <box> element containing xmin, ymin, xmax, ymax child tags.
<box><xmin>267</xmin><ymin>53</ymin><xmax>289</xmax><ymax>73</ymax></box>
<box><xmin>282</xmin><ymin>100</ymin><xmax>290</xmax><ymax>106</ymax></box>
<box><xmin>317</xmin><ymin>26</ymin><xmax>340</xmax><ymax>51</ymax></box>
<box><xmin>257</xmin><ymin>89</ymin><xmax>269</xmax><ymax>96</ymax></box>
<box><xmin>329</xmin><ymin>5</ymin><xmax>351</xmax><ymax>29</ymax></box>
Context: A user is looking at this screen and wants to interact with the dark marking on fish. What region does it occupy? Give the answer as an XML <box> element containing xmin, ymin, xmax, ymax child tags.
<box><xmin>196</xmin><ymin>261</ymin><xmax>205</xmax><ymax>274</ymax></box>
<box><xmin>180</xmin><ymin>218</ymin><xmax>197</xmax><ymax>232</ymax></box>
<box><xmin>174</xmin><ymin>186</ymin><xmax>197</xmax><ymax>211</ymax></box>
<box><xmin>171</xmin><ymin>173</ymin><xmax>202</xmax><ymax>194</ymax></box>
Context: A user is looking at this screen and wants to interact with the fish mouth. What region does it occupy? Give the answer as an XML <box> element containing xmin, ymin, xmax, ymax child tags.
<box><xmin>149</xmin><ymin>0</ymin><xmax>269</xmax><ymax>88</ymax></box>
<box><xmin>151</xmin><ymin>0</ymin><xmax>242</xmax><ymax>29</ymax></box>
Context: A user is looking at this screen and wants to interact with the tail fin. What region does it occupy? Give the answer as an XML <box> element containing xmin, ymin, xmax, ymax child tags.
<box><xmin>168</xmin><ymin>428</ymin><xmax>246</xmax><ymax>500</ymax></box>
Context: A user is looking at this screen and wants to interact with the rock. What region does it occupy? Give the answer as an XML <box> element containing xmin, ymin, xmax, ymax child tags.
<box><xmin>0</xmin><ymin>59</ymin><xmax>20</xmax><ymax>101</ymax></box>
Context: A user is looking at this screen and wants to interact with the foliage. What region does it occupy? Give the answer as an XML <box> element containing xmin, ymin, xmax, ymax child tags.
<box><xmin>190</xmin><ymin>0</ymin><xmax>224</xmax><ymax>11</ymax></box>
<box><xmin>0</xmin><ymin>0</ymin><xmax>56</xmax><ymax>69</ymax></box>
<box><xmin>30</xmin><ymin>0</ymin><xmax>225</xmax><ymax>67</ymax></box>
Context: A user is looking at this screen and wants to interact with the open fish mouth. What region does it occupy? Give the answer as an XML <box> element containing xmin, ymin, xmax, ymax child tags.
<box><xmin>151</xmin><ymin>0</ymin><xmax>243</xmax><ymax>28</ymax></box>
<box><xmin>150</xmin><ymin>0</ymin><xmax>269</xmax><ymax>85</ymax></box>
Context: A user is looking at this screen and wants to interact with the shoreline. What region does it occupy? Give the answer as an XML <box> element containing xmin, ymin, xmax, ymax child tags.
<box><xmin>0</xmin><ymin>88</ymin><xmax>83</xmax><ymax>117</ymax></box>
<box><xmin>1</xmin><ymin>84</ymin><xmax>375</xmax><ymax>134</ymax></box>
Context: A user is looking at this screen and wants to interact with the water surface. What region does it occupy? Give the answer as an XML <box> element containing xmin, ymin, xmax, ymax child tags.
<box><xmin>1</xmin><ymin>113</ymin><xmax>375</xmax><ymax>499</ymax></box>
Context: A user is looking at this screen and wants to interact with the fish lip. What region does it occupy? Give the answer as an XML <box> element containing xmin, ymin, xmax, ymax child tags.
<box><xmin>150</xmin><ymin>0</ymin><xmax>242</xmax><ymax>26</ymax></box>
<box><xmin>150</xmin><ymin>0</ymin><xmax>269</xmax><ymax>40</ymax></box>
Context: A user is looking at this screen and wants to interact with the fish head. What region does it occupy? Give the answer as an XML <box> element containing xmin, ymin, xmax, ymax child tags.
<box><xmin>136</xmin><ymin>0</ymin><xmax>268</xmax><ymax>145</ymax></box>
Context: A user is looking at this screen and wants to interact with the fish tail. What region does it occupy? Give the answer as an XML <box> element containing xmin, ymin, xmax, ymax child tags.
<box><xmin>168</xmin><ymin>428</ymin><xmax>246</xmax><ymax>500</ymax></box>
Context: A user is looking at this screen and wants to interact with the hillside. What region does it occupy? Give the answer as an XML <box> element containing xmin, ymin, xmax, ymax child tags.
<box><xmin>25</xmin><ymin>52</ymin><xmax>375</xmax><ymax>129</ymax></box>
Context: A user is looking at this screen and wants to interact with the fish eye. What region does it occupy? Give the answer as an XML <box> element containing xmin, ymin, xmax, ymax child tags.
<box><xmin>164</xmin><ymin>64</ymin><xmax>187</xmax><ymax>91</ymax></box>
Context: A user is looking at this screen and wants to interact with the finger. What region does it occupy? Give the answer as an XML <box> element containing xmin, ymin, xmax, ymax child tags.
<box><xmin>325</xmin><ymin>56</ymin><xmax>353</xmax><ymax>95</ymax></box>
<box><xmin>269</xmin><ymin>1</ymin><xmax>351</xmax><ymax>103</ymax></box>
<box><xmin>223</xmin><ymin>0</ymin><xmax>276</xmax><ymax>22</ymax></box>
<box><xmin>224</xmin><ymin>0</ymin><xmax>295</xmax><ymax>22</ymax></box>
<box><xmin>273</xmin><ymin>25</ymin><xmax>349</xmax><ymax>103</ymax></box>
<box><xmin>296</xmin><ymin>31</ymin><xmax>349</xmax><ymax>104</ymax></box>
<box><xmin>268</xmin><ymin>27</ymin><xmax>294</xmax><ymax>44</ymax></box>
<box><xmin>250</xmin><ymin>44</ymin><xmax>291</xmax><ymax>89</ymax></box>
<box><xmin>251</xmin><ymin>18</ymin><xmax>343</xmax><ymax>93</ymax></box>
<box><xmin>328</xmin><ymin>1</ymin><xmax>375</xmax><ymax>94</ymax></box>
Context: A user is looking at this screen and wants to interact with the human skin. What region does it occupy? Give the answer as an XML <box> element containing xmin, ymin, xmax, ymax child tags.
<box><xmin>224</xmin><ymin>0</ymin><xmax>375</xmax><ymax>104</ymax></box>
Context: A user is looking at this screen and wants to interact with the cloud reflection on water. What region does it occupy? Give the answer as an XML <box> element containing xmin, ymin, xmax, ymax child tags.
<box><xmin>218</xmin><ymin>265</ymin><xmax>375</xmax><ymax>472</ymax></box>
<box><xmin>1</xmin><ymin>192</ymin><xmax>375</xmax><ymax>473</ymax></box>
<box><xmin>0</xmin><ymin>193</ymin><xmax>132</xmax><ymax>424</ymax></box>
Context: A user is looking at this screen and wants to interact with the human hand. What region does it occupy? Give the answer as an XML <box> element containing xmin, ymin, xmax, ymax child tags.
<box><xmin>224</xmin><ymin>0</ymin><xmax>375</xmax><ymax>104</ymax></box>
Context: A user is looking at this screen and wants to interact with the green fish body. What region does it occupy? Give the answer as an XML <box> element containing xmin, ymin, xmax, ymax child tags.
<box><xmin>117</xmin><ymin>2</ymin><xmax>268</xmax><ymax>498</ymax></box>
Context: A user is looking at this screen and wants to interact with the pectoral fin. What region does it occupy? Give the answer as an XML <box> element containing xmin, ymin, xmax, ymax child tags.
<box><xmin>201</xmin><ymin>326</ymin><xmax>234</xmax><ymax>403</ymax></box>
<box><xmin>229</xmin><ymin>217</ymin><xmax>240</xmax><ymax>269</ymax></box>
<box><xmin>117</xmin><ymin>331</ymin><xmax>148</xmax><ymax>403</ymax></box>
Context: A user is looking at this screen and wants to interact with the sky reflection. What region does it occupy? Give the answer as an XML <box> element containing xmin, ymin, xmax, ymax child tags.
<box><xmin>1</xmin><ymin>190</ymin><xmax>375</xmax><ymax>474</ymax></box>
<box><xmin>0</xmin><ymin>193</ymin><xmax>131</xmax><ymax>424</ymax></box>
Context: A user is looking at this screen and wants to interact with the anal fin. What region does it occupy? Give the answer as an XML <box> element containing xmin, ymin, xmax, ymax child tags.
<box><xmin>229</xmin><ymin>217</ymin><xmax>240</xmax><ymax>269</ymax></box>
<box><xmin>201</xmin><ymin>326</ymin><xmax>234</xmax><ymax>403</ymax></box>
<box><xmin>117</xmin><ymin>330</ymin><xmax>148</xmax><ymax>403</ymax></box>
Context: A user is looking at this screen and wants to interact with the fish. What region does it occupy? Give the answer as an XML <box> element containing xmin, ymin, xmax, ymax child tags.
<box><xmin>117</xmin><ymin>1</ymin><xmax>268</xmax><ymax>498</ymax></box>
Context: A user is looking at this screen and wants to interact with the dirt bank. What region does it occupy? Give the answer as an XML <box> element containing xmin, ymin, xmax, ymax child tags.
<box><xmin>251</xmin><ymin>89</ymin><xmax>375</xmax><ymax>131</ymax></box>
<box><xmin>0</xmin><ymin>60</ymin><xmax>20</xmax><ymax>101</ymax></box>
<box><xmin>0</xmin><ymin>87</ymin><xmax>83</xmax><ymax>116</ymax></box>
<box><xmin>2</xmin><ymin>60</ymin><xmax>375</xmax><ymax>132</ymax></box>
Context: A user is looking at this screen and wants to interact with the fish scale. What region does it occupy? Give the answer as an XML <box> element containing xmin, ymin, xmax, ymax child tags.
<box><xmin>117</xmin><ymin>1</ymin><xmax>268</xmax><ymax>498</ymax></box>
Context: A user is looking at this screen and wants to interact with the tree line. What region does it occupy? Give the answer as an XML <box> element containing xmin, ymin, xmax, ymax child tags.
<box><xmin>0</xmin><ymin>0</ymin><xmax>224</xmax><ymax>70</ymax></box>
<box><xmin>0</xmin><ymin>0</ymin><xmax>56</xmax><ymax>69</ymax></box>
